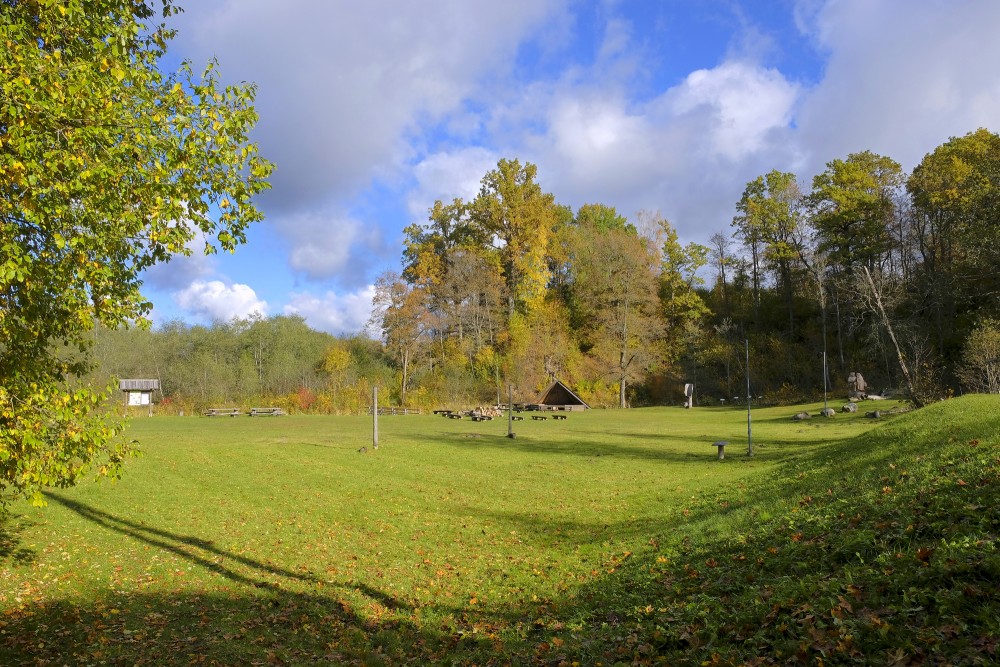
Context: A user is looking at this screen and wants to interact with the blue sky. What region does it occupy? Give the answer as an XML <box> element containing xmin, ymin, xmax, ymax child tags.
<box><xmin>141</xmin><ymin>0</ymin><xmax>1000</xmax><ymax>335</ymax></box>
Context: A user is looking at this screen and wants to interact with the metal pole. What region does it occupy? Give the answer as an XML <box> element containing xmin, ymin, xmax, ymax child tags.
<box><xmin>373</xmin><ymin>386</ymin><xmax>379</xmax><ymax>450</ymax></box>
<box><xmin>823</xmin><ymin>351</ymin><xmax>829</xmax><ymax>411</ymax></box>
<box><xmin>507</xmin><ymin>385</ymin><xmax>514</xmax><ymax>438</ymax></box>
<box><xmin>746</xmin><ymin>339</ymin><xmax>753</xmax><ymax>457</ymax></box>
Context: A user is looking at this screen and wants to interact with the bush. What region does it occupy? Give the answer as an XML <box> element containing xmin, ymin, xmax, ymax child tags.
<box><xmin>958</xmin><ymin>319</ymin><xmax>1000</xmax><ymax>393</ymax></box>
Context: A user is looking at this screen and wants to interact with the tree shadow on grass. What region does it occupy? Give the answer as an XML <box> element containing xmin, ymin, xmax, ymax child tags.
<box><xmin>0</xmin><ymin>513</ymin><xmax>37</xmax><ymax>567</ymax></box>
<box><xmin>44</xmin><ymin>492</ymin><xmax>322</xmax><ymax>592</ymax></box>
<box><xmin>434</xmin><ymin>431</ymin><xmax>765</xmax><ymax>466</ymax></box>
<box><xmin>1</xmin><ymin>494</ymin><xmax>504</xmax><ymax>666</ymax></box>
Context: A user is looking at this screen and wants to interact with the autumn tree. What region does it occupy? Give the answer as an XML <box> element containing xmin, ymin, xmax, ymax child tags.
<box><xmin>0</xmin><ymin>0</ymin><xmax>272</xmax><ymax>503</ymax></box>
<box><xmin>733</xmin><ymin>170</ymin><xmax>806</xmax><ymax>331</ymax></box>
<box><xmin>402</xmin><ymin>198</ymin><xmax>484</xmax><ymax>291</ymax></box>
<box><xmin>808</xmin><ymin>151</ymin><xmax>903</xmax><ymax>271</ymax></box>
<box><xmin>469</xmin><ymin>159</ymin><xmax>559</xmax><ymax>318</ymax></box>
<box><xmin>957</xmin><ymin>319</ymin><xmax>1000</xmax><ymax>394</ymax></box>
<box><xmin>567</xmin><ymin>217</ymin><xmax>662</xmax><ymax>408</ymax></box>
<box><xmin>370</xmin><ymin>272</ymin><xmax>431</xmax><ymax>406</ymax></box>
<box><xmin>805</xmin><ymin>151</ymin><xmax>903</xmax><ymax>371</ymax></box>
<box><xmin>658</xmin><ymin>216</ymin><xmax>709</xmax><ymax>335</ymax></box>
<box><xmin>908</xmin><ymin>128</ymin><xmax>1000</xmax><ymax>358</ymax></box>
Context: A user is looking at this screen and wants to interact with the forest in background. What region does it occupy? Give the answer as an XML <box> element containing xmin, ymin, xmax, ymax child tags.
<box><xmin>88</xmin><ymin>128</ymin><xmax>1000</xmax><ymax>413</ymax></box>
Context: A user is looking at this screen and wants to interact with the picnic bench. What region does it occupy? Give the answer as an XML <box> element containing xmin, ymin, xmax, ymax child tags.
<box><xmin>552</xmin><ymin>415</ymin><xmax>568</xmax><ymax>420</ymax></box>
<box><xmin>512</xmin><ymin>415</ymin><xmax>524</xmax><ymax>421</ymax></box>
<box><xmin>204</xmin><ymin>408</ymin><xmax>242</xmax><ymax>417</ymax></box>
<box><xmin>471</xmin><ymin>415</ymin><xmax>493</xmax><ymax>422</ymax></box>
<box><xmin>249</xmin><ymin>407</ymin><xmax>285</xmax><ymax>417</ymax></box>
<box><xmin>531</xmin><ymin>415</ymin><xmax>548</xmax><ymax>421</ymax></box>
<box><xmin>448</xmin><ymin>413</ymin><xmax>463</xmax><ymax>419</ymax></box>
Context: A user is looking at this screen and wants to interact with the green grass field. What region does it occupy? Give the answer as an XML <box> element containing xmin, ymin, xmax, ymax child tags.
<box><xmin>2</xmin><ymin>397</ymin><xmax>999</xmax><ymax>665</ymax></box>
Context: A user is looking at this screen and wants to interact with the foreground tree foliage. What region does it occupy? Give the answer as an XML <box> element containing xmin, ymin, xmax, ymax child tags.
<box><xmin>0</xmin><ymin>0</ymin><xmax>271</xmax><ymax>503</ymax></box>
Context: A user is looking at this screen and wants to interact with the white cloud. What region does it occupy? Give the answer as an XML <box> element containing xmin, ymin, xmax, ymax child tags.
<box><xmin>794</xmin><ymin>0</ymin><xmax>1000</xmax><ymax>172</ymax></box>
<box><xmin>155</xmin><ymin>0</ymin><xmax>1000</xmax><ymax>306</ymax></box>
<box><xmin>668</xmin><ymin>61</ymin><xmax>800</xmax><ymax>162</ymax></box>
<box><xmin>175</xmin><ymin>280</ymin><xmax>269</xmax><ymax>322</ymax></box>
<box><xmin>168</xmin><ymin>1</ymin><xmax>569</xmax><ymax>288</ymax></box>
<box><xmin>278</xmin><ymin>209</ymin><xmax>384</xmax><ymax>283</ymax></box>
<box><xmin>172</xmin><ymin>0</ymin><xmax>568</xmax><ymax>212</ymax></box>
<box><xmin>407</xmin><ymin>147</ymin><xmax>500</xmax><ymax>218</ymax></box>
<box><xmin>283</xmin><ymin>286</ymin><xmax>377</xmax><ymax>336</ymax></box>
<box><xmin>514</xmin><ymin>59</ymin><xmax>801</xmax><ymax>240</ymax></box>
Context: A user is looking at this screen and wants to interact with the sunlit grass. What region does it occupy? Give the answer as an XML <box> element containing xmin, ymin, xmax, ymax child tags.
<box><xmin>4</xmin><ymin>396</ymin><xmax>997</xmax><ymax>665</ymax></box>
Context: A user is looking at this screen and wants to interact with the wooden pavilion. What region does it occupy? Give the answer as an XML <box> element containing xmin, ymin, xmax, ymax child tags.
<box><xmin>535</xmin><ymin>380</ymin><xmax>590</xmax><ymax>412</ymax></box>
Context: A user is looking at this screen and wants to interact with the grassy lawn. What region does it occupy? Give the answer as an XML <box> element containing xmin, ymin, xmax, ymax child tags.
<box><xmin>2</xmin><ymin>396</ymin><xmax>998</xmax><ymax>665</ymax></box>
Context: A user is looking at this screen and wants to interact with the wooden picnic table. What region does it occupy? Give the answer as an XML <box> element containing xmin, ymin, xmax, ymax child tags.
<box><xmin>249</xmin><ymin>407</ymin><xmax>285</xmax><ymax>417</ymax></box>
<box><xmin>204</xmin><ymin>408</ymin><xmax>242</xmax><ymax>417</ymax></box>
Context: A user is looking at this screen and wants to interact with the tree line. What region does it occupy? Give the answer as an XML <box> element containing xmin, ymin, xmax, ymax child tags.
<box><xmin>370</xmin><ymin>129</ymin><xmax>1000</xmax><ymax>409</ymax></box>
<box><xmin>90</xmin><ymin>129</ymin><xmax>1000</xmax><ymax>414</ymax></box>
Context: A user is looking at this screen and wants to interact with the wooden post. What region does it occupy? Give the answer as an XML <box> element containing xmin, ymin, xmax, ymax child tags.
<box><xmin>373</xmin><ymin>386</ymin><xmax>379</xmax><ymax>450</ymax></box>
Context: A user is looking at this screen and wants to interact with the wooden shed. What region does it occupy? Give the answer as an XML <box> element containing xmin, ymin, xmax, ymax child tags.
<box><xmin>536</xmin><ymin>380</ymin><xmax>590</xmax><ymax>412</ymax></box>
<box><xmin>119</xmin><ymin>379</ymin><xmax>160</xmax><ymax>416</ymax></box>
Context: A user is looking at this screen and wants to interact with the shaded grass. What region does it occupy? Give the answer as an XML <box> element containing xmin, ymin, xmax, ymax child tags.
<box><xmin>3</xmin><ymin>397</ymin><xmax>997</xmax><ymax>665</ymax></box>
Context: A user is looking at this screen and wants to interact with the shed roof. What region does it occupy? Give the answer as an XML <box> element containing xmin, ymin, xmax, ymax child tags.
<box><xmin>537</xmin><ymin>380</ymin><xmax>590</xmax><ymax>408</ymax></box>
<box><xmin>119</xmin><ymin>379</ymin><xmax>160</xmax><ymax>391</ymax></box>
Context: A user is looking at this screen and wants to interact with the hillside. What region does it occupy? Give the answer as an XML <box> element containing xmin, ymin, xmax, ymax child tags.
<box><xmin>571</xmin><ymin>395</ymin><xmax>1000</xmax><ymax>665</ymax></box>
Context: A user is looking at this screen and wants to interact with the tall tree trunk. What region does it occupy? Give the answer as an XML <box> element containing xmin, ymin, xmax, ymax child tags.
<box><xmin>833</xmin><ymin>283</ymin><xmax>845</xmax><ymax>368</ymax></box>
<box><xmin>619</xmin><ymin>352</ymin><xmax>627</xmax><ymax>409</ymax></box>
<box><xmin>862</xmin><ymin>267</ymin><xmax>923</xmax><ymax>407</ymax></box>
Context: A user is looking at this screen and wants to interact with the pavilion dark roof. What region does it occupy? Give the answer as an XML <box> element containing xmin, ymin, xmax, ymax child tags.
<box><xmin>537</xmin><ymin>380</ymin><xmax>590</xmax><ymax>408</ymax></box>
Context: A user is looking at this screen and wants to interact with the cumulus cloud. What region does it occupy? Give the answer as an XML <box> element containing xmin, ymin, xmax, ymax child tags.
<box><xmin>155</xmin><ymin>0</ymin><xmax>1000</xmax><ymax>305</ymax></box>
<box><xmin>667</xmin><ymin>61</ymin><xmax>800</xmax><ymax>162</ymax></box>
<box><xmin>171</xmin><ymin>0</ymin><xmax>567</xmax><ymax>211</ymax></box>
<box><xmin>407</xmin><ymin>147</ymin><xmax>500</xmax><ymax>218</ymax></box>
<box><xmin>273</xmin><ymin>209</ymin><xmax>385</xmax><ymax>284</ymax></box>
<box><xmin>794</xmin><ymin>0</ymin><xmax>1000</xmax><ymax>172</ymax></box>
<box><xmin>175</xmin><ymin>280</ymin><xmax>268</xmax><ymax>322</ymax></box>
<box><xmin>515</xmin><ymin>58</ymin><xmax>801</xmax><ymax>240</ymax></box>
<box><xmin>166</xmin><ymin>1</ymin><xmax>568</xmax><ymax>287</ymax></box>
<box><xmin>283</xmin><ymin>286</ymin><xmax>377</xmax><ymax>336</ymax></box>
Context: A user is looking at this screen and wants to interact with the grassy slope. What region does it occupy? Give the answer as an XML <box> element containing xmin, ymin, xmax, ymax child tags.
<box><xmin>0</xmin><ymin>396</ymin><xmax>997</xmax><ymax>665</ymax></box>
